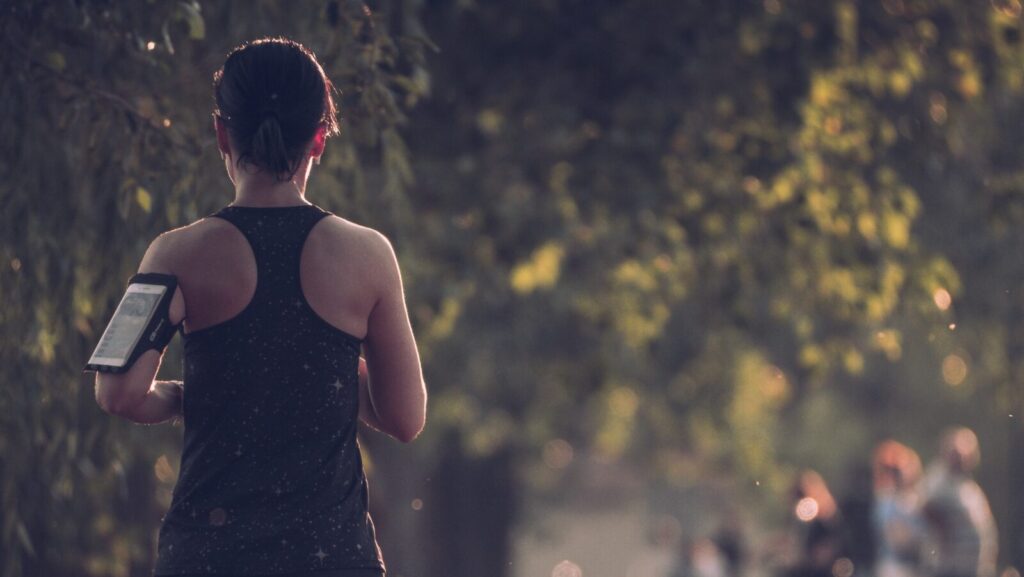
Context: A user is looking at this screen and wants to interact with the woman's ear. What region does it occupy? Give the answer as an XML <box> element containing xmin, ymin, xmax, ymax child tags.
<box><xmin>310</xmin><ymin>124</ymin><xmax>327</xmax><ymax>160</ymax></box>
<box><xmin>213</xmin><ymin>114</ymin><xmax>232</xmax><ymax>157</ymax></box>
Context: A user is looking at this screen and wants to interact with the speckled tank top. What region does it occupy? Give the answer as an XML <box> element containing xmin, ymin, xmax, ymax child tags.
<box><xmin>153</xmin><ymin>203</ymin><xmax>385</xmax><ymax>577</ymax></box>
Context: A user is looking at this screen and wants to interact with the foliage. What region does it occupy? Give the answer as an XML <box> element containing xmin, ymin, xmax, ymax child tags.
<box><xmin>402</xmin><ymin>0</ymin><xmax>1024</xmax><ymax>569</ymax></box>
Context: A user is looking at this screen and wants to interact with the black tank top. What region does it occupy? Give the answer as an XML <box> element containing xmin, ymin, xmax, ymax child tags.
<box><xmin>153</xmin><ymin>203</ymin><xmax>385</xmax><ymax>577</ymax></box>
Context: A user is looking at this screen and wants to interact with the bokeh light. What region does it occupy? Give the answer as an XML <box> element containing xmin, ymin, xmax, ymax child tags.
<box><xmin>552</xmin><ymin>560</ymin><xmax>583</xmax><ymax>577</ymax></box>
<box><xmin>933</xmin><ymin>287</ymin><xmax>952</xmax><ymax>311</ymax></box>
<box><xmin>942</xmin><ymin>354</ymin><xmax>968</xmax><ymax>386</ymax></box>
<box><xmin>543</xmin><ymin>439</ymin><xmax>574</xmax><ymax>470</ymax></box>
<box><xmin>795</xmin><ymin>497</ymin><xmax>819</xmax><ymax>522</ymax></box>
<box><xmin>832</xmin><ymin>557</ymin><xmax>855</xmax><ymax>577</ymax></box>
<box><xmin>153</xmin><ymin>454</ymin><xmax>175</xmax><ymax>483</ymax></box>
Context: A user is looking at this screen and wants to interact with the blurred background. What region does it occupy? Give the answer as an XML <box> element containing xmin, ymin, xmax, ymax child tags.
<box><xmin>2</xmin><ymin>1</ymin><xmax>1023</xmax><ymax>576</ymax></box>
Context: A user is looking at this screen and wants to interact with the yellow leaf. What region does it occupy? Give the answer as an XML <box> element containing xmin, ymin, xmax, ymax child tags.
<box><xmin>510</xmin><ymin>242</ymin><xmax>564</xmax><ymax>294</ymax></box>
<box><xmin>136</xmin><ymin>186</ymin><xmax>152</xmax><ymax>213</ymax></box>
<box><xmin>46</xmin><ymin>51</ymin><xmax>66</xmax><ymax>72</ymax></box>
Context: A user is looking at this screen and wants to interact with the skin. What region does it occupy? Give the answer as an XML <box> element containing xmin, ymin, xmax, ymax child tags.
<box><xmin>93</xmin><ymin>115</ymin><xmax>427</xmax><ymax>443</ymax></box>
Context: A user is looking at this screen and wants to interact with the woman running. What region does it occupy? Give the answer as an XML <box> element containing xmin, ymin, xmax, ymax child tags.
<box><xmin>93</xmin><ymin>37</ymin><xmax>427</xmax><ymax>577</ymax></box>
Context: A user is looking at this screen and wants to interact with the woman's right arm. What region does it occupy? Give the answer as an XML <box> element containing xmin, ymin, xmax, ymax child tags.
<box><xmin>360</xmin><ymin>231</ymin><xmax>427</xmax><ymax>443</ymax></box>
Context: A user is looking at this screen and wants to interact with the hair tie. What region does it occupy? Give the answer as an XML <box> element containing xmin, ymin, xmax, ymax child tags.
<box><xmin>260</xmin><ymin>92</ymin><xmax>281</xmax><ymax>119</ymax></box>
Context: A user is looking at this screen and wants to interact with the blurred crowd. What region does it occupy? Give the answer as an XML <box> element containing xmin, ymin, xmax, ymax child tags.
<box><xmin>627</xmin><ymin>427</ymin><xmax>1006</xmax><ymax>577</ymax></box>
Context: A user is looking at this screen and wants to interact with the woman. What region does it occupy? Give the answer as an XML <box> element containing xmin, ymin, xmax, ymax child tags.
<box><xmin>93</xmin><ymin>37</ymin><xmax>427</xmax><ymax>577</ymax></box>
<box><xmin>872</xmin><ymin>440</ymin><xmax>926</xmax><ymax>577</ymax></box>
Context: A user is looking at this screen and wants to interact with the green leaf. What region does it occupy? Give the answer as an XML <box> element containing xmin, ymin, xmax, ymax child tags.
<box><xmin>161</xmin><ymin>21</ymin><xmax>176</xmax><ymax>55</ymax></box>
<box><xmin>16</xmin><ymin>520</ymin><xmax>35</xmax><ymax>556</ymax></box>
<box><xmin>178</xmin><ymin>1</ymin><xmax>205</xmax><ymax>40</ymax></box>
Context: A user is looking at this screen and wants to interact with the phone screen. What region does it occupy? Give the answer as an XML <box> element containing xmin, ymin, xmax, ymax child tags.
<box><xmin>88</xmin><ymin>283</ymin><xmax>167</xmax><ymax>368</ymax></box>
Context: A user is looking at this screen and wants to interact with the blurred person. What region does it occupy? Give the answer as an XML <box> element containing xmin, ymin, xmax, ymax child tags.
<box><xmin>92</xmin><ymin>37</ymin><xmax>427</xmax><ymax>577</ymax></box>
<box><xmin>873</xmin><ymin>440</ymin><xmax>927</xmax><ymax>577</ymax></box>
<box><xmin>782</xmin><ymin>470</ymin><xmax>849</xmax><ymax>577</ymax></box>
<box><xmin>837</xmin><ymin>462</ymin><xmax>877</xmax><ymax>575</ymax></box>
<box><xmin>671</xmin><ymin>536</ymin><xmax>696</xmax><ymax>577</ymax></box>
<box><xmin>628</xmin><ymin>515</ymin><xmax>683</xmax><ymax>577</ymax></box>
<box><xmin>692</xmin><ymin>537</ymin><xmax>729</xmax><ymax>577</ymax></box>
<box><xmin>921</xmin><ymin>427</ymin><xmax>998</xmax><ymax>577</ymax></box>
<box><xmin>712</xmin><ymin>510</ymin><xmax>747</xmax><ymax>577</ymax></box>
<box><xmin>672</xmin><ymin>537</ymin><xmax>728</xmax><ymax>577</ymax></box>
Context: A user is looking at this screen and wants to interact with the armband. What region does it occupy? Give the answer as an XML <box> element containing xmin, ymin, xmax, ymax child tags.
<box><xmin>84</xmin><ymin>273</ymin><xmax>182</xmax><ymax>374</ymax></box>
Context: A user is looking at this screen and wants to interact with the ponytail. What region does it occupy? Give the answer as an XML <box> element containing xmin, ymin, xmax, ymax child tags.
<box><xmin>249</xmin><ymin>113</ymin><xmax>293</xmax><ymax>177</ymax></box>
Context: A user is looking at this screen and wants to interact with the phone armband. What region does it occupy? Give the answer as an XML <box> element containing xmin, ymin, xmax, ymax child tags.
<box><xmin>84</xmin><ymin>273</ymin><xmax>182</xmax><ymax>374</ymax></box>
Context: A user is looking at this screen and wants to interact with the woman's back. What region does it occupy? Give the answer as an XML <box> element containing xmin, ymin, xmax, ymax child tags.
<box><xmin>153</xmin><ymin>203</ymin><xmax>387</xmax><ymax>576</ymax></box>
<box><xmin>171</xmin><ymin>204</ymin><xmax>380</xmax><ymax>339</ymax></box>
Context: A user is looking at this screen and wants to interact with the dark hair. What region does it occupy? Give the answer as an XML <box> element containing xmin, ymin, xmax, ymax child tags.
<box><xmin>213</xmin><ymin>37</ymin><xmax>340</xmax><ymax>181</ymax></box>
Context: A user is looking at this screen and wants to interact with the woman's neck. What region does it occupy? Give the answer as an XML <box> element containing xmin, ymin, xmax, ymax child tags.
<box><xmin>232</xmin><ymin>187</ymin><xmax>308</xmax><ymax>207</ymax></box>
<box><xmin>231</xmin><ymin>165</ymin><xmax>312</xmax><ymax>207</ymax></box>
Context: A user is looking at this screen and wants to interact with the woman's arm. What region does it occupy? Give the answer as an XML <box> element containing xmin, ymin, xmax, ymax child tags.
<box><xmin>361</xmin><ymin>231</ymin><xmax>427</xmax><ymax>443</ymax></box>
<box><xmin>131</xmin><ymin>380</ymin><xmax>184</xmax><ymax>424</ymax></box>
<box><xmin>94</xmin><ymin>350</ymin><xmax>184</xmax><ymax>424</ymax></box>
<box><xmin>94</xmin><ymin>231</ymin><xmax>188</xmax><ymax>424</ymax></box>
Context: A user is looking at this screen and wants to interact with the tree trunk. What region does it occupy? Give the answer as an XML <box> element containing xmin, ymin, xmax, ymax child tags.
<box><xmin>425</xmin><ymin>437</ymin><xmax>518</xmax><ymax>577</ymax></box>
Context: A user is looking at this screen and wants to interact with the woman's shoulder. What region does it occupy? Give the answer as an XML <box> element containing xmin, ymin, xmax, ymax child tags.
<box><xmin>314</xmin><ymin>214</ymin><xmax>397</xmax><ymax>262</ymax></box>
<box><xmin>303</xmin><ymin>215</ymin><xmax>404</xmax><ymax>300</ymax></box>
<box><xmin>156</xmin><ymin>215</ymin><xmax>235</xmax><ymax>252</ymax></box>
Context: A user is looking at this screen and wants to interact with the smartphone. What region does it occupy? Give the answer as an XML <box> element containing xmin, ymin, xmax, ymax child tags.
<box><xmin>86</xmin><ymin>282</ymin><xmax>168</xmax><ymax>371</ymax></box>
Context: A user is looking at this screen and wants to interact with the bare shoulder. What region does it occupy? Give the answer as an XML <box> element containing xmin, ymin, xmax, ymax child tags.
<box><xmin>165</xmin><ymin>215</ymin><xmax>236</xmax><ymax>245</ymax></box>
<box><xmin>312</xmin><ymin>216</ymin><xmax>402</xmax><ymax>297</ymax></box>
<box><xmin>317</xmin><ymin>215</ymin><xmax>397</xmax><ymax>263</ymax></box>
<box><xmin>140</xmin><ymin>216</ymin><xmax>236</xmax><ymax>270</ymax></box>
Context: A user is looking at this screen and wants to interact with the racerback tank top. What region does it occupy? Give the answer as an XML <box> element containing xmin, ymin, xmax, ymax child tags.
<box><xmin>153</xmin><ymin>203</ymin><xmax>385</xmax><ymax>577</ymax></box>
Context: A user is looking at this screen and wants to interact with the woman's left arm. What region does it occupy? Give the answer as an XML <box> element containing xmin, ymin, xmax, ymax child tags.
<box><xmin>127</xmin><ymin>380</ymin><xmax>185</xmax><ymax>424</ymax></box>
<box><xmin>94</xmin><ymin>232</ymin><xmax>188</xmax><ymax>424</ymax></box>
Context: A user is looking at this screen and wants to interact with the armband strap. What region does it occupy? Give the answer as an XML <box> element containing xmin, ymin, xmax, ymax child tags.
<box><xmin>131</xmin><ymin>273</ymin><xmax>182</xmax><ymax>353</ymax></box>
<box><xmin>83</xmin><ymin>272</ymin><xmax>182</xmax><ymax>374</ymax></box>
